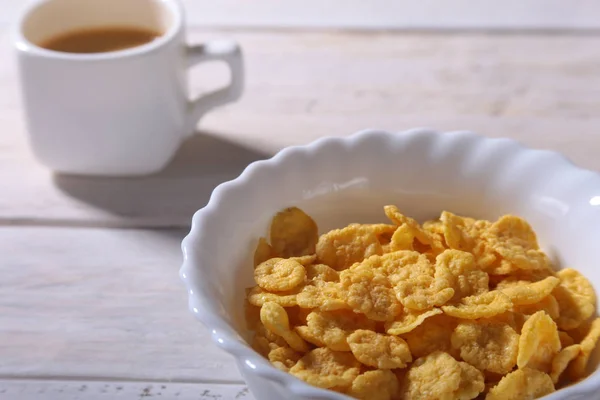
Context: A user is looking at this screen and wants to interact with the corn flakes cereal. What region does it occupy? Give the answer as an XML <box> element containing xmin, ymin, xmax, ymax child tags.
<box><xmin>296</xmin><ymin>281</ymin><xmax>349</xmax><ymax>311</ymax></box>
<box><xmin>254</xmin><ymin>237</ymin><xmax>276</xmax><ymax>267</ymax></box>
<box><xmin>385</xmin><ymin>308</ymin><xmax>443</xmax><ymax>335</ymax></box>
<box><xmin>451</xmin><ymin>320</ymin><xmax>519</xmax><ymax>374</ymax></box>
<box><xmin>485</xmin><ymin>368</ymin><xmax>555</xmax><ymax>400</ymax></box>
<box><xmin>391</xmin><ymin>252</ymin><xmax>455</xmax><ymax>311</ymax></box>
<box><xmin>288</xmin><ymin>347</ymin><xmax>361</xmax><ymax>390</ymax></box>
<box><xmin>268</xmin><ymin>346</ymin><xmax>302</xmax><ymax>372</ymax></box>
<box><xmin>316</xmin><ymin>224</ymin><xmax>383</xmax><ymax>271</ymax></box>
<box><xmin>554</xmin><ymin>268</ymin><xmax>596</xmax><ymax>330</ymax></box>
<box><xmin>347</xmin><ymin>370</ymin><xmax>399</xmax><ymax>400</ymax></box>
<box><xmin>497</xmin><ymin>276</ymin><xmax>560</xmax><ymax>306</ymax></box>
<box><xmin>442</xmin><ymin>291</ymin><xmax>512</xmax><ymax>319</ymax></box>
<box><xmin>270</xmin><ymin>207</ymin><xmax>318</xmax><ymax>257</ymax></box>
<box><xmin>247</xmin><ymin>285</ymin><xmax>299</xmax><ymax>307</ymax></box>
<box><xmin>304</xmin><ymin>310</ymin><xmax>375</xmax><ymax>352</ymax></box>
<box><xmin>254</xmin><ymin>258</ymin><xmax>306</xmax><ymax>292</ymax></box>
<box><xmin>340</xmin><ymin>264</ymin><xmax>402</xmax><ymax>321</ymax></box>
<box><xmin>436</xmin><ymin>249</ymin><xmax>489</xmax><ymax>301</ymax></box>
<box><xmin>568</xmin><ymin>317</ymin><xmax>600</xmax><ymax>381</ymax></box>
<box><xmin>260</xmin><ymin>302</ymin><xmax>309</xmax><ymax>352</ymax></box>
<box><xmin>347</xmin><ymin>329</ymin><xmax>412</xmax><ymax>369</ymax></box>
<box><xmin>517</xmin><ymin>311</ymin><xmax>561</xmax><ymax>372</ymax></box>
<box><xmin>400</xmin><ymin>351</ymin><xmax>483</xmax><ymax>400</ymax></box>
<box><xmin>403</xmin><ymin>314</ymin><xmax>457</xmax><ymax>358</ymax></box>
<box><xmin>550</xmin><ymin>344</ymin><xmax>581</xmax><ymax>384</ymax></box>
<box><xmin>245</xmin><ymin>205</ymin><xmax>600</xmax><ymax>399</ymax></box>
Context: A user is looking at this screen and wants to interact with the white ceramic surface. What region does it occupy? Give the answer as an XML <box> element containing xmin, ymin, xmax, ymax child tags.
<box><xmin>13</xmin><ymin>0</ymin><xmax>243</xmax><ymax>176</ymax></box>
<box><xmin>180</xmin><ymin>128</ymin><xmax>600</xmax><ymax>400</ymax></box>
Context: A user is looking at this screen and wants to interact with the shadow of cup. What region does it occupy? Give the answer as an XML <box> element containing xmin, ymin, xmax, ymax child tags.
<box><xmin>52</xmin><ymin>131</ymin><xmax>270</xmax><ymax>227</ymax></box>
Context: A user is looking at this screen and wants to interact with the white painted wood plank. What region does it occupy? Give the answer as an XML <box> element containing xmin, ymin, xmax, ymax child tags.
<box><xmin>0</xmin><ymin>227</ymin><xmax>244</xmax><ymax>383</ymax></box>
<box><xmin>1</xmin><ymin>30</ymin><xmax>600</xmax><ymax>227</ymax></box>
<box><xmin>0</xmin><ymin>380</ymin><xmax>253</xmax><ymax>400</ymax></box>
<box><xmin>3</xmin><ymin>0</ymin><xmax>600</xmax><ymax>29</ymax></box>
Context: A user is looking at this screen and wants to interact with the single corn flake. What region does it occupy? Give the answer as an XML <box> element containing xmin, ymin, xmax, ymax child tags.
<box><xmin>288</xmin><ymin>347</ymin><xmax>361</xmax><ymax>390</ymax></box>
<box><xmin>403</xmin><ymin>314</ymin><xmax>457</xmax><ymax>358</ymax></box>
<box><xmin>441</xmin><ymin>211</ymin><xmax>479</xmax><ymax>253</ymax></box>
<box><xmin>442</xmin><ymin>291</ymin><xmax>512</xmax><ymax>320</ymax></box>
<box><xmin>385</xmin><ymin>308</ymin><xmax>443</xmax><ymax>335</ymax></box>
<box><xmin>388</xmin><ymin>224</ymin><xmax>415</xmax><ymax>252</ymax></box>
<box><xmin>296</xmin><ymin>282</ymin><xmax>348</xmax><ymax>311</ymax></box>
<box><xmin>517</xmin><ymin>311</ymin><xmax>561</xmax><ymax>372</ymax></box>
<box><xmin>269</xmin><ymin>207</ymin><xmax>318</xmax><ymax>258</ymax></box>
<box><xmin>268</xmin><ymin>346</ymin><xmax>302</xmax><ymax>372</ymax></box>
<box><xmin>497</xmin><ymin>276</ymin><xmax>560</xmax><ymax>306</ymax></box>
<box><xmin>246</xmin><ymin>285</ymin><xmax>299</xmax><ymax>307</ymax></box>
<box><xmin>385</xmin><ymin>205</ymin><xmax>444</xmax><ymax>253</ymax></box>
<box><xmin>553</xmin><ymin>268</ymin><xmax>596</xmax><ymax>330</ymax></box>
<box><xmin>316</xmin><ymin>224</ymin><xmax>383</xmax><ymax>271</ymax></box>
<box><xmin>305</xmin><ymin>263</ymin><xmax>339</xmax><ymax>283</ymax></box>
<box><xmin>550</xmin><ymin>344</ymin><xmax>581</xmax><ymax>384</ymax></box>
<box><xmin>436</xmin><ymin>249</ymin><xmax>489</xmax><ymax>301</ymax></box>
<box><xmin>513</xmin><ymin>294</ymin><xmax>560</xmax><ymax>320</ymax></box>
<box><xmin>400</xmin><ymin>351</ymin><xmax>483</xmax><ymax>400</ymax></box>
<box><xmin>567</xmin><ymin>318</ymin><xmax>600</xmax><ymax>381</ymax></box>
<box><xmin>340</xmin><ymin>264</ymin><xmax>402</xmax><ymax>321</ymax></box>
<box><xmin>451</xmin><ymin>320</ymin><xmax>519</xmax><ymax>374</ymax></box>
<box><xmin>294</xmin><ymin>325</ymin><xmax>325</xmax><ymax>347</ymax></box>
<box><xmin>485</xmin><ymin>368</ymin><xmax>554</xmax><ymax>400</ymax></box>
<box><xmin>260</xmin><ymin>302</ymin><xmax>309</xmax><ymax>352</ymax></box>
<box><xmin>347</xmin><ymin>329</ymin><xmax>412</xmax><ymax>369</ymax></box>
<box><xmin>254</xmin><ymin>237</ymin><xmax>276</xmax><ymax>267</ymax></box>
<box><xmin>254</xmin><ymin>258</ymin><xmax>306</xmax><ymax>292</ymax></box>
<box><xmin>347</xmin><ymin>369</ymin><xmax>399</xmax><ymax>400</ymax></box>
<box><xmin>391</xmin><ymin>252</ymin><xmax>455</xmax><ymax>311</ymax></box>
<box><xmin>305</xmin><ymin>309</ymin><xmax>375</xmax><ymax>352</ymax></box>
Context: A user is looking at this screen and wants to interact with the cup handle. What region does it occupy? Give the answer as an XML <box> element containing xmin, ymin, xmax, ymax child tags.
<box><xmin>185</xmin><ymin>40</ymin><xmax>244</xmax><ymax>135</ymax></box>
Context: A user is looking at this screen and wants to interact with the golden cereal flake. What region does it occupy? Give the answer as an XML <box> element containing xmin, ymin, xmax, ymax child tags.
<box><xmin>340</xmin><ymin>264</ymin><xmax>402</xmax><ymax>321</ymax></box>
<box><xmin>246</xmin><ymin>285</ymin><xmax>299</xmax><ymax>307</ymax></box>
<box><xmin>517</xmin><ymin>311</ymin><xmax>561</xmax><ymax>372</ymax></box>
<box><xmin>451</xmin><ymin>320</ymin><xmax>519</xmax><ymax>374</ymax></box>
<box><xmin>485</xmin><ymin>368</ymin><xmax>554</xmax><ymax>400</ymax></box>
<box><xmin>288</xmin><ymin>348</ymin><xmax>361</xmax><ymax>390</ymax></box>
<box><xmin>388</xmin><ymin>224</ymin><xmax>415</xmax><ymax>252</ymax></box>
<box><xmin>254</xmin><ymin>237</ymin><xmax>276</xmax><ymax>267</ymax></box>
<box><xmin>436</xmin><ymin>249</ymin><xmax>489</xmax><ymax>301</ymax></box>
<box><xmin>567</xmin><ymin>317</ymin><xmax>600</xmax><ymax>381</ymax></box>
<box><xmin>497</xmin><ymin>276</ymin><xmax>560</xmax><ymax>306</ymax></box>
<box><xmin>554</xmin><ymin>268</ymin><xmax>596</xmax><ymax>330</ymax></box>
<box><xmin>403</xmin><ymin>314</ymin><xmax>457</xmax><ymax>358</ymax></box>
<box><xmin>391</xmin><ymin>253</ymin><xmax>455</xmax><ymax>311</ymax></box>
<box><xmin>347</xmin><ymin>370</ymin><xmax>399</xmax><ymax>400</ymax></box>
<box><xmin>385</xmin><ymin>308</ymin><xmax>443</xmax><ymax>335</ymax></box>
<box><xmin>268</xmin><ymin>346</ymin><xmax>302</xmax><ymax>372</ymax></box>
<box><xmin>456</xmin><ymin>361</ymin><xmax>485</xmax><ymax>400</ymax></box>
<box><xmin>254</xmin><ymin>258</ymin><xmax>306</xmax><ymax>292</ymax></box>
<box><xmin>347</xmin><ymin>329</ymin><xmax>412</xmax><ymax>369</ymax></box>
<box><xmin>305</xmin><ymin>263</ymin><xmax>339</xmax><ymax>282</ymax></box>
<box><xmin>514</xmin><ymin>294</ymin><xmax>560</xmax><ymax>320</ymax></box>
<box><xmin>400</xmin><ymin>351</ymin><xmax>482</xmax><ymax>400</ymax></box>
<box><xmin>316</xmin><ymin>224</ymin><xmax>383</xmax><ymax>271</ymax></box>
<box><xmin>296</xmin><ymin>282</ymin><xmax>349</xmax><ymax>311</ymax></box>
<box><xmin>304</xmin><ymin>310</ymin><xmax>375</xmax><ymax>352</ymax></box>
<box><xmin>441</xmin><ymin>211</ymin><xmax>480</xmax><ymax>253</ymax></box>
<box><xmin>550</xmin><ymin>344</ymin><xmax>581</xmax><ymax>384</ymax></box>
<box><xmin>269</xmin><ymin>207</ymin><xmax>318</xmax><ymax>257</ymax></box>
<box><xmin>260</xmin><ymin>302</ymin><xmax>309</xmax><ymax>352</ymax></box>
<box><xmin>442</xmin><ymin>291</ymin><xmax>512</xmax><ymax>320</ymax></box>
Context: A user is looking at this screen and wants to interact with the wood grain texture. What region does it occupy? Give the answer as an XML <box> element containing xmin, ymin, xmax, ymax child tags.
<box><xmin>2</xmin><ymin>30</ymin><xmax>600</xmax><ymax>228</ymax></box>
<box><xmin>0</xmin><ymin>228</ymin><xmax>244</xmax><ymax>383</ymax></box>
<box><xmin>0</xmin><ymin>380</ymin><xmax>253</xmax><ymax>400</ymax></box>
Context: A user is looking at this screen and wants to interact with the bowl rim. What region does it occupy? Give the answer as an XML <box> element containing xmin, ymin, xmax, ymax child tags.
<box><xmin>180</xmin><ymin>128</ymin><xmax>600</xmax><ymax>400</ymax></box>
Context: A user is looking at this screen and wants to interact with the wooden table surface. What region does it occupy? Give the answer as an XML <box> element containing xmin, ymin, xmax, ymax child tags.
<box><xmin>1</xmin><ymin>26</ymin><xmax>600</xmax><ymax>399</ymax></box>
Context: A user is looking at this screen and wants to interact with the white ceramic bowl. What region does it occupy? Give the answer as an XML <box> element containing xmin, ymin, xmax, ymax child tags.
<box><xmin>180</xmin><ymin>128</ymin><xmax>600</xmax><ymax>400</ymax></box>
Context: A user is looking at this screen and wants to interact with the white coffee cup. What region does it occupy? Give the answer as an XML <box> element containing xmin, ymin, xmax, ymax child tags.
<box><xmin>13</xmin><ymin>0</ymin><xmax>244</xmax><ymax>176</ymax></box>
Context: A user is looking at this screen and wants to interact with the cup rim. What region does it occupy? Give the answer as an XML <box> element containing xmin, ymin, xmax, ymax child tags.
<box><xmin>12</xmin><ymin>0</ymin><xmax>183</xmax><ymax>61</ymax></box>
